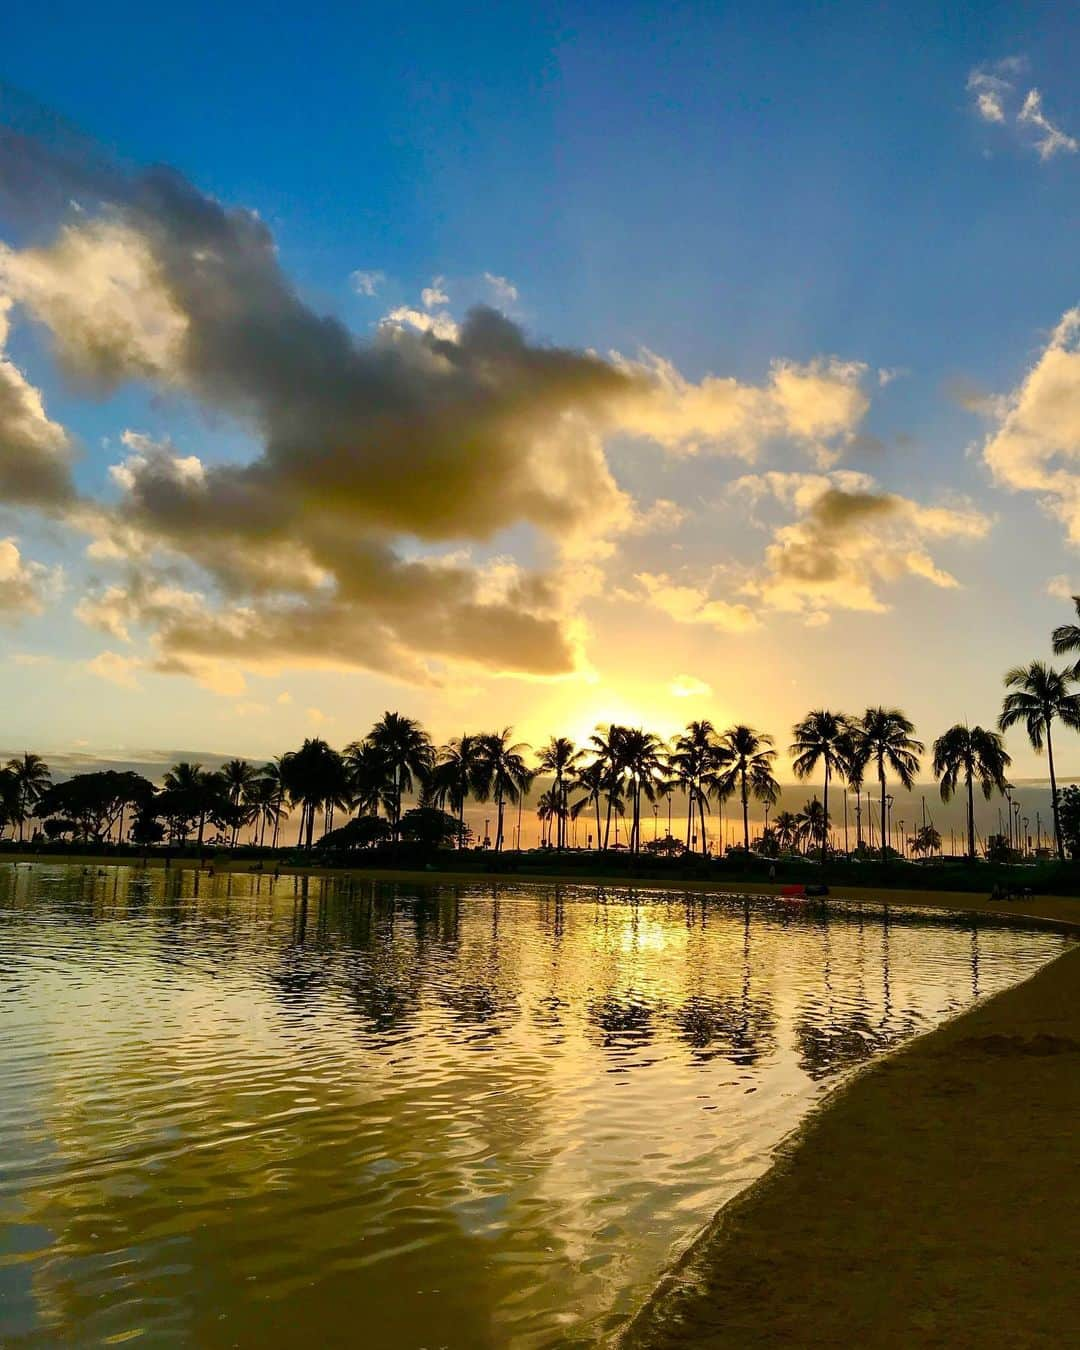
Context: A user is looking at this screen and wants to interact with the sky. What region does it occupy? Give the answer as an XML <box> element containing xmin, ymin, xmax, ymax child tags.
<box><xmin>2</xmin><ymin>0</ymin><xmax>1080</xmax><ymax>790</ymax></box>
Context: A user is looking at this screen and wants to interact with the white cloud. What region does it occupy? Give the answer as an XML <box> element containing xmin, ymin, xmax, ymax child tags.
<box><xmin>636</xmin><ymin>571</ymin><xmax>760</xmax><ymax>633</ymax></box>
<box><xmin>421</xmin><ymin>276</ymin><xmax>449</xmax><ymax>308</ymax></box>
<box><xmin>484</xmin><ymin>272</ymin><xmax>519</xmax><ymax>307</ymax></box>
<box><xmin>731</xmin><ymin>470</ymin><xmax>991</xmax><ymax>619</ymax></box>
<box><xmin>967</xmin><ymin>60</ymin><xmax>1077</xmax><ymax>159</ymax></box>
<box><xmin>1018</xmin><ymin>89</ymin><xmax>1078</xmax><ymax>160</ymax></box>
<box><xmin>1047</xmin><ymin>575</ymin><xmax>1078</xmax><ymax>601</ymax></box>
<box><xmin>982</xmin><ymin>309</ymin><xmax>1080</xmax><ymax>542</ymax></box>
<box><xmin>669</xmin><ymin>673</ymin><xmax>712</xmax><ymax>699</ymax></box>
<box><xmin>86</xmin><ymin>650</ymin><xmax>143</xmax><ymax>689</ymax></box>
<box><xmin>350</xmin><ymin>269</ymin><xmax>386</xmax><ymax>297</ymax></box>
<box><xmin>379</xmin><ymin>305</ymin><xmax>460</xmax><ymax>341</ymax></box>
<box><xmin>276</xmin><ymin>691</ymin><xmax>293</xmax><ymax>704</ymax></box>
<box><xmin>610</xmin><ymin>350</ymin><xmax>868</xmax><ymax>463</ymax></box>
<box><xmin>306</xmin><ymin>706</ymin><xmax>329</xmax><ymax>725</ymax></box>
<box><xmin>0</xmin><ymin>537</ymin><xmax>62</xmax><ymax>619</ymax></box>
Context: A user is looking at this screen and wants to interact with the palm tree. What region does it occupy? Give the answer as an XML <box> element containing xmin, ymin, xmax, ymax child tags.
<box><xmin>256</xmin><ymin>757</ymin><xmax>289</xmax><ymax>848</ymax></box>
<box><xmin>163</xmin><ymin>761</ymin><xmax>223</xmax><ymax>847</ymax></box>
<box><xmin>999</xmin><ymin>662</ymin><xmax>1080</xmax><ymax>860</ymax></box>
<box><xmin>773</xmin><ymin>810</ymin><xmax>799</xmax><ymax>852</ymax></box>
<box><xmin>932</xmin><ymin>725</ymin><xmax>1012</xmax><ymax>861</ymax></box>
<box><xmin>1051</xmin><ymin>595</ymin><xmax>1080</xmax><ymax>677</ymax></box>
<box><xmin>474</xmin><ymin>729</ymin><xmax>533</xmax><ymax>851</ymax></box>
<box><xmin>850</xmin><ymin>709</ymin><xmax>923</xmax><ymax>864</ymax></box>
<box><xmin>670</xmin><ymin>721</ymin><xmax>717</xmax><ymax>854</ymax></box>
<box><xmin>359</xmin><ymin>713</ymin><xmax>434</xmax><ymax>839</ymax></box>
<box><xmin>536</xmin><ymin>737</ymin><xmax>583</xmax><ymax>851</ymax></box>
<box><xmin>569</xmin><ymin>759</ymin><xmax>607</xmax><ymax>849</ymax></box>
<box><xmin>795</xmin><ymin>798</ymin><xmax>827</xmax><ymax>855</ymax></box>
<box><xmin>616</xmin><ymin>728</ymin><xmax>666</xmax><ymax>854</ymax></box>
<box><xmin>908</xmin><ymin>823</ymin><xmax>942</xmax><ymax>857</ymax></box>
<box><xmin>790</xmin><ymin>711</ymin><xmax>852</xmax><ymax>862</ymax></box>
<box><xmin>588</xmin><ymin>725</ymin><xmax>627</xmax><ymax>851</ymax></box>
<box><xmin>280</xmin><ymin>739</ymin><xmax>342</xmax><ymax>849</ymax></box>
<box><xmin>535</xmin><ymin>789</ymin><xmax>558</xmax><ymax>846</ymax></box>
<box><xmin>430</xmin><ymin>734</ymin><xmax>486</xmax><ymax>849</ymax></box>
<box><xmin>221</xmin><ymin>758</ymin><xmax>258</xmax><ymax>847</ymax></box>
<box><xmin>713</xmin><ymin>726</ymin><xmax>778</xmax><ymax>853</ymax></box>
<box><xmin>6</xmin><ymin>752</ymin><xmax>51</xmax><ymax>842</ymax></box>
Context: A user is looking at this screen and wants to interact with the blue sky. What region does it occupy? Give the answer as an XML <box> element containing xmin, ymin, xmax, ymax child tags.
<box><xmin>2</xmin><ymin>1</ymin><xmax>1079</xmax><ymax>779</ymax></box>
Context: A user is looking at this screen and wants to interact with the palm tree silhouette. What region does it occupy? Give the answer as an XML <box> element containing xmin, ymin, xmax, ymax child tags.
<box><xmin>569</xmin><ymin>759</ymin><xmax>606</xmax><ymax>849</ymax></box>
<box><xmin>999</xmin><ymin>661</ymin><xmax>1080</xmax><ymax>860</ymax></box>
<box><xmin>790</xmin><ymin>711</ymin><xmax>852</xmax><ymax>862</ymax></box>
<box><xmin>357</xmin><ymin>713</ymin><xmax>434</xmax><ymax>840</ymax></box>
<box><xmin>535</xmin><ymin>788</ymin><xmax>558</xmax><ymax>846</ymax></box>
<box><xmin>713</xmin><ymin>726</ymin><xmax>778</xmax><ymax>853</ymax></box>
<box><xmin>280</xmin><ymin>739</ymin><xmax>342</xmax><ymax>849</ymax></box>
<box><xmin>221</xmin><ymin>758</ymin><xmax>258</xmax><ymax>847</ymax></box>
<box><xmin>773</xmin><ymin>810</ymin><xmax>799</xmax><ymax>852</ymax></box>
<box><xmin>670</xmin><ymin>721</ymin><xmax>717</xmax><ymax>854</ymax></box>
<box><xmin>795</xmin><ymin>798</ymin><xmax>827</xmax><ymax>854</ymax></box>
<box><xmin>850</xmin><ymin>709</ymin><xmax>923</xmax><ymax>863</ymax></box>
<box><xmin>588</xmin><ymin>725</ymin><xmax>627</xmax><ymax>851</ymax></box>
<box><xmin>475</xmin><ymin>729</ymin><xmax>532</xmax><ymax>851</ymax></box>
<box><xmin>6</xmin><ymin>752</ymin><xmax>51</xmax><ymax>841</ymax></box>
<box><xmin>932</xmin><ymin>725</ymin><xmax>1011</xmax><ymax>861</ymax></box>
<box><xmin>1051</xmin><ymin>595</ymin><xmax>1080</xmax><ymax>676</ymax></box>
<box><xmin>163</xmin><ymin>761</ymin><xmax>222</xmax><ymax>848</ymax></box>
<box><xmin>536</xmin><ymin>737</ymin><xmax>583</xmax><ymax>851</ymax></box>
<box><xmin>430</xmin><ymin>734</ymin><xmax>486</xmax><ymax>849</ymax></box>
<box><xmin>617</xmin><ymin>728</ymin><xmax>665</xmax><ymax>854</ymax></box>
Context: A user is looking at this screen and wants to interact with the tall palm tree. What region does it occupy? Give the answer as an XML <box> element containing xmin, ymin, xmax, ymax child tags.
<box><xmin>999</xmin><ymin>661</ymin><xmax>1080</xmax><ymax>860</ymax></box>
<box><xmin>670</xmin><ymin>721</ymin><xmax>717</xmax><ymax>854</ymax></box>
<box><xmin>569</xmin><ymin>759</ymin><xmax>606</xmax><ymax>849</ymax></box>
<box><xmin>256</xmin><ymin>757</ymin><xmax>289</xmax><ymax>848</ymax></box>
<box><xmin>221</xmin><ymin>758</ymin><xmax>258</xmax><ymax>847</ymax></box>
<box><xmin>163</xmin><ymin>761</ymin><xmax>222</xmax><ymax>848</ymax></box>
<box><xmin>535</xmin><ymin>788</ymin><xmax>558</xmax><ymax>846</ymax></box>
<box><xmin>850</xmin><ymin>709</ymin><xmax>923</xmax><ymax>864</ymax></box>
<box><xmin>795</xmin><ymin>798</ymin><xmax>827</xmax><ymax>855</ymax></box>
<box><xmin>359</xmin><ymin>712</ymin><xmax>434</xmax><ymax>839</ymax></box>
<box><xmin>790</xmin><ymin>711</ymin><xmax>852</xmax><ymax>862</ymax></box>
<box><xmin>536</xmin><ymin>737</ymin><xmax>583</xmax><ymax>851</ymax></box>
<box><xmin>280</xmin><ymin>739</ymin><xmax>342</xmax><ymax>849</ymax></box>
<box><xmin>475</xmin><ymin>729</ymin><xmax>533</xmax><ymax>851</ymax></box>
<box><xmin>932</xmin><ymin>724</ymin><xmax>1012</xmax><ymax>861</ymax></box>
<box><xmin>617</xmin><ymin>728</ymin><xmax>666</xmax><ymax>854</ymax></box>
<box><xmin>430</xmin><ymin>734</ymin><xmax>486</xmax><ymax>849</ymax></box>
<box><xmin>6</xmin><ymin>752</ymin><xmax>51</xmax><ymax>842</ymax></box>
<box><xmin>1051</xmin><ymin>595</ymin><xmax>1080</xmax><ymax>677</ymax></box>
<box><xmin>588</xmin><ymin>725</ymin><xmax>627</xmax><ymax>851</ymax></box>
<box><xmin>773</xmin><ymin>810</ymin><xmax>799</xmax><ymax>852</ymax></box>
<box><xmin>713</xmin><ymin>726</ymin><xmax>778</xmax><ymax>853</ymax></box>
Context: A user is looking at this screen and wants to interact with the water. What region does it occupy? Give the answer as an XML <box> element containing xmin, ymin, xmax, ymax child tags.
<box><xmin>0</xmin><ymin>864</ymin><xmax>1068</xmax><ymax>1347</ymax></box>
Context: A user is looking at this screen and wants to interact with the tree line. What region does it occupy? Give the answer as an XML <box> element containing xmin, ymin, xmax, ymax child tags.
<box><xmin>4</xmin><ymin>631</ymin><xmax>1080</xmax><ymax>862</ymax></box>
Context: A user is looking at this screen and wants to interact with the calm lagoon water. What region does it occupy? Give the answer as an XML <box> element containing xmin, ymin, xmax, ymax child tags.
<box><xmin>0</xmin><ymin>863</ymin><xmax>1068</xmax><ymax>1347</ymax></box>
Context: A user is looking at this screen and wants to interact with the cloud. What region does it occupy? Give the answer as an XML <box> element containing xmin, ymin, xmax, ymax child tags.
<box><xmin>0</xmin><ymin>127</ymin><xmax>878</xmax><ymax>688</ymax></box>
<box><xmin>1018</xmin><ymin>89</ymin><xmax>1078</xmax><ymax>160</ymax></box>
<box><xmin>982</xmin><ymin>309</ymin><xmax>1080</xmax><ymax>541</ymax></box>
<box><xmin>306</xmin><ymin>706</ymin><xmax>329</xmax><ymax>726</ymax></box>
<box><xmin>86</xmin><ymin>649</ymin><xmax>142</xmax><ymax>689</ymax></box>
<box><xmin>669</xmin><ymin>673</ymin><xmax>711</xmax><ymax>699</ymax></box>
<box><xmin>0</xmin><ymin>297</ymin><xmax>76</xmax><ymax>508</ymax></box>
<box><xmin>350</xmin><ymin>269</ymin><xmax>385</xmax><ymax>297</ymax></box>
<box><xmin>636</xmin><ymin>571</ymin><xmax>760</xmax><ymax>633</ymax></box>
<box><xmin>421</xmin><ymin>276</ymin><xmax>449</xmax><ymax>308</ymax></box>
<box><xmin>0</xmin><ymin>536</ymin><xmax>62</xmax><ymax>618</ymax></box>
<box><xmin>484</xmin><ymin>272</ymin><xmax>518</xmax><ymax>307</ymax></box>
<box><xmin>276</xmin><ymin>690</ymin><xmax>292</xmax><ymax>704</ymax></box>
<box><xmin>967</xmin><ymin>59</ymin><xmax>1077</xmax><ymax>159</ymax></box>
<box><xmin>609</xmin><ymin>350</ymin><xmax>868</xmax><ymax>463</ymax></box>
<box><xmin>731</xmin><ymin>471</ymin><xmax>991</xmax><ymax>619</ymax></box>
<box><xmin>1047</xmin><ymin>575</ymin><xmax>1078</xmax><ymax>601</ymax></box>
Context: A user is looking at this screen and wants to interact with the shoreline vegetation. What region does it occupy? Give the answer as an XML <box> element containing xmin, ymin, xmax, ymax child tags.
<box><xmin>622</xmin><ymin>942</ymin><xmax>1080</xmax><ymax>1349</ymax></box>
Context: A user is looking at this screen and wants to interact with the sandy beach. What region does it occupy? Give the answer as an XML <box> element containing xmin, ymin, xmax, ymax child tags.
<box><xmin>622</xmin><ymin>939</ymin><xmax>1080</xmax><ymax>1349</ymax></box>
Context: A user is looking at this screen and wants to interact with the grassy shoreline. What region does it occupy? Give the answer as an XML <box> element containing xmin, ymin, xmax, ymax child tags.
<box><xmin>621</xmin><ymin>941</ymin><xmax>1080</xmax><ymax>1348</ymax></box>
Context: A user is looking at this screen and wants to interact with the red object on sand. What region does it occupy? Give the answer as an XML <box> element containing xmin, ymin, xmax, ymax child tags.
<box><xmin>780</xmin><ymin>884</ymin><xmax>807</xmax><ymax>898</ymax></box>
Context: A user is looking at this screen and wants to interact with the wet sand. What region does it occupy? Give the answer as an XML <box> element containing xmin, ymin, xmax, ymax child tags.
<box><xmin>622</xmin><ymin>940</ymin><xmax>1080</xmax><ymax>1350</ymax></box>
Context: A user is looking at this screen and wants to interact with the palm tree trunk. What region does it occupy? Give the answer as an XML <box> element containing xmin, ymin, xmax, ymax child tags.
<box><xmin>1046</xmin><ymin>718</ymin><xmax>1064</xmax><ymax>860</ymax></box>
<box><xmin>305</xmin><ymin>800</ymin><xmax>315</xmax><ymax>850</ymax></box>
<box><xmin>594</xmin><ymin>793</ymin><xmax>601</xmax><ymax>849</ymax></box>
<box><xmin>880</xmin><ymin>765</ymin><xmax>887</xmax><ymax>865</ymax></box>
<box><xmin>459</xmin><ymin>798</ymin><xmax>466</xmax><ymax>851</ymax></box>
<box><xmin>603</xmin><ymin>793</ymin><xmax>613</xmax><ymax>850</ymax></box>
<box><xmin>741</xmin><ymin>767</ymin><xmax>750</xmax><ymax>852</ymax></box>
<box><xmin>496</xmin><ymin>791</ymin><xmax>505</xmax><ymax>851</ymax></box>
<box><xmin>822</xmin><ymin>762</ymin><xmax>830</xmax><ymax>863</ymax></box>
<box><xmin>965</xmin><ymin>765</ymin><xmax>976</xmax><ymax>861</ymax></box>
<box><xmin>698</xmin><ymin>792</ymin><xmax>708</xmax><ymax>854</ymax></box>
<box><xmin>685</xmin><ymin>787</ymin><xmax>694</xmax><ymax>852</ymax></box>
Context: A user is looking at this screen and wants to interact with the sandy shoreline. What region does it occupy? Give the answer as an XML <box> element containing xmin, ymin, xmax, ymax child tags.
<box><xmin>621</xmin><ymin>940</ymin><xmax>1080</xmax><ymax>1349</ymax></box>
